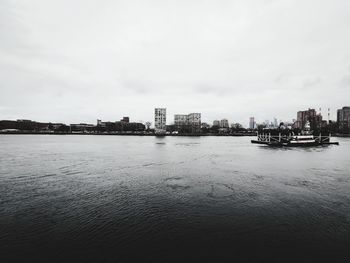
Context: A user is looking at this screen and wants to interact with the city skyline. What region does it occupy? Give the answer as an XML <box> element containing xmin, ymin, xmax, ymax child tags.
<box><xmin>0</xmin><ymin>106</ymin><xmax>344</xmax><ymax>128</ymax></box>
<box><xmin>1</xmin><ymin>1</ymin><xmax>350</xmax><ymax>125</ymax></box>
<box><xmin>2</xmin><ymin>105</ymin><xmax>349</xmax><ymax>136</ymax></box>
<box><xmin>1</xmin><ymin>105</ymin><xmax>346</xmax><ymax>128</ymax></box>
<box><xmin>0</xmin><ymin>104</ymin><xmax>343</xmax><ymax>128</ymax></box>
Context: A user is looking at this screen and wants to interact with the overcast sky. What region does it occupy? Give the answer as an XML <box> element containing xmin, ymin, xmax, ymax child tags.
<box><xmin>1</xmin><ymin>0</ymin><xmax>350</xmax><ymax>126</ymax></box>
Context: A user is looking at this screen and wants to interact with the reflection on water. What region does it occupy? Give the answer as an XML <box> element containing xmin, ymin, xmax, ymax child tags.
<box><xmin>0</xmin><ymin>135</ymin><xmax>349</xmax><ymax>262</ymax></box>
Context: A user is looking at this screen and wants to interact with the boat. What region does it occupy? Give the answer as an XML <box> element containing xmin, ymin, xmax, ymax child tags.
<box><xmin>154</xmin><ymin>129</ymin><xmax>166</xmax><ymax>137</ymax></box>
<box><xmin>251</xmin><ymin>121</ymin><xmax>339</xmax><ymax>147</ymax></box>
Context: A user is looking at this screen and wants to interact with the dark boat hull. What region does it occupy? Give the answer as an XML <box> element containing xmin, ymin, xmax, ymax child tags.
<box><xmin>251</xmin><ymin>140</ymin><xmax>339</xmax><ymax>147</ymax></box>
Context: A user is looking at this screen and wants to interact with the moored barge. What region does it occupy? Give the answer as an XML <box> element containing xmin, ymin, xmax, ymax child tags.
<box><xmin>251</xmin><ymin>133</ymin><xmax>339</xmax><ymax>147</ymax></box>
<box><xmin>251</xmin><ymin>122</ymin><xmax>339</xmax><ymax>147</ymax></box>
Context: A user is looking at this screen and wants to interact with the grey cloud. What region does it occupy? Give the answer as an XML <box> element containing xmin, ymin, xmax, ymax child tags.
<box><xmin>1</xmin><ymin>0</ymin><xmax>350</xmax><ymax>126</ymax></box>
<box><xmin>303</xmin><ymin>77</ymin><xmax>322</xmax><ymax>89</ymax></box>
<box><xmin>120</xmin><ymin>78</ymin><xmax>157</xmax><ymax>94</ymax></box>
<box><xmin>194</xmin><ymin>84</ymin><xmax>232</xmax><ymax>95</ymax></box>
<box><xmin>339</xmin><ymin>75</ymin><xmax>350</xmax><ymax>88</ymax></box>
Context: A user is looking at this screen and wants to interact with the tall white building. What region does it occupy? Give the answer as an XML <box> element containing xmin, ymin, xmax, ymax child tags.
<box><xmin>154</xmin><ymin>108</ymin><xmax>166</xmax><ymax>133</ymax></box>
<box><xmin>249</xmin><ymin>117</ymin><xmax>255</xmax><ymax>129</ymax></box>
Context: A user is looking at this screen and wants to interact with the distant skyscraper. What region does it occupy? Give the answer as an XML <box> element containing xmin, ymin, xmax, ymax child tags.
<box><xmin>249</xmin><ymin>117</ymin><xmax>255</xmax><ymax>129</ymax></box>
<box><xmin>154</xmin><ymin>108</ymin><xmax>166</xmax><ymax>133</ymax></box>
<box><xmin>274</xmin><ymin>118</ymin><xmax>278</xmax><ymax>128</ymax></box>
<box><xmin>220</xmin><ymin>119</ymin><xmax>229</xmax><ymax>128</ymax></box>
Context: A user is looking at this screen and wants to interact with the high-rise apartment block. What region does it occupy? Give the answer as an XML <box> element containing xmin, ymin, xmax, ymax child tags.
<box><xmin>337</xmin><ymin>106</ymin><xmax>350</xmax><ymax>131</ymax></box>
<box><xmin>154</xmin><ymin>108</ymin><xmax>166</xmax><ymax>133</ymax></box>
<box><xmin>295</xmin><ymin>109</ymin><xmax>323</xmax><ymax>130</ymax></box>
<box><xmin>188</xmin><ymin>113</ymin><xmax>201</xmax><ymax>126</ymax></box>
<box><xmin>174</xmin><ymin>114</ymin><xmax>188</xmax><ymax>127</ymax></box>
<box><xmin>174</xmin><ymin>113</ymin><xmax>201</xmax><ymax>133</ymax></box>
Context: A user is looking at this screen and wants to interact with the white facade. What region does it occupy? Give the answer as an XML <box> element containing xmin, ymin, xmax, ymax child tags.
<box><xmin>155</xmin><ymin>108</ymin><xmax>166</xmax><ymax>132</ymax></box>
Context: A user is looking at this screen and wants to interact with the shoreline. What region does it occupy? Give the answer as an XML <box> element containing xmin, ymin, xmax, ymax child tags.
<box><xmin>1</xmin><ymin>132</ymin><xmax>349</xmax><ymax>137</ymax></box>
<box><xmin>0</xmin><ymin>131</ymin><xmax>256</xmax><ymax>137</ymax></box>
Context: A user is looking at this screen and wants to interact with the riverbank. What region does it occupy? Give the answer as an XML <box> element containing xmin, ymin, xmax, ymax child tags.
<box><xmin>0</xmin><ymin>131</ymin><xmax>256</xmax><ymax>136</ymax></box>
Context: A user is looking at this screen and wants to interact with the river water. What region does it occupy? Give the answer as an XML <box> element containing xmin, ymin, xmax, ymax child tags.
<box><xmin>1</xmin><ymin>135</ymin><xmax>349</xmax><ymax>262</ymax></box>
